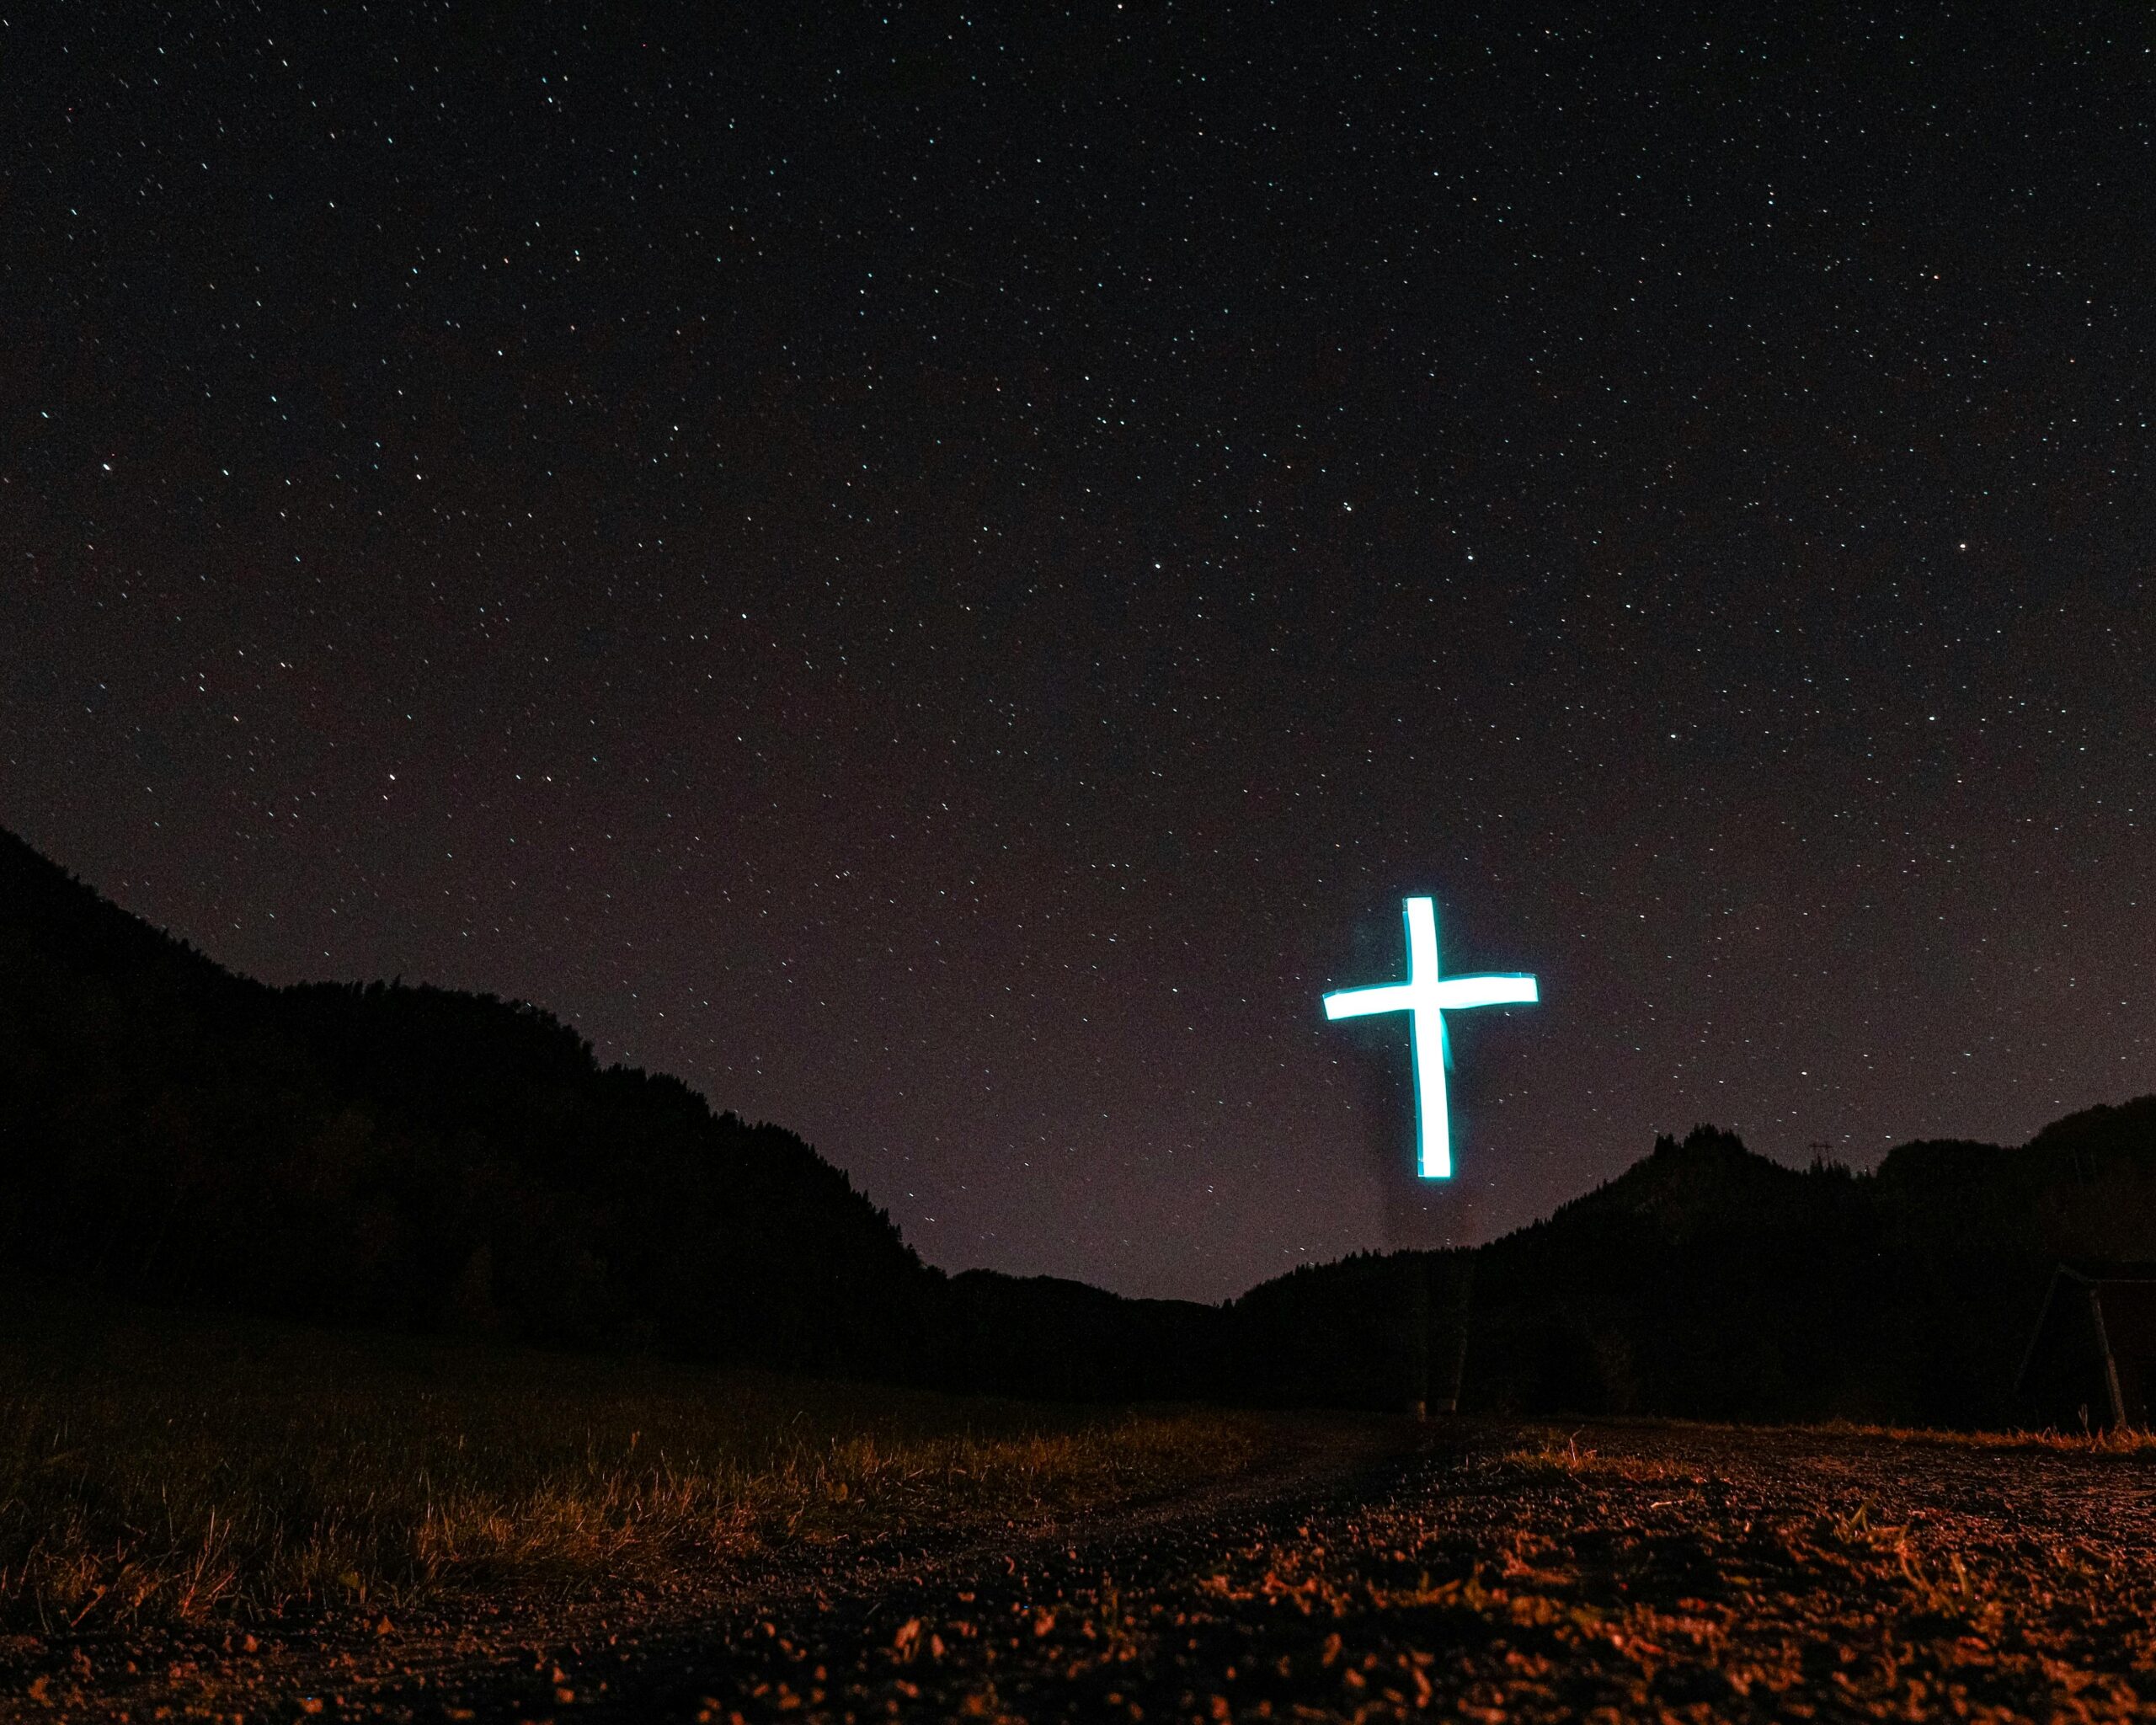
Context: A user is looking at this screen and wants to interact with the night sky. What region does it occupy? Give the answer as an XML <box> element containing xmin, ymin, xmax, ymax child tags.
<box><xmin>6</xmin><ymin>5</ymin><xmax>2153</xmax><ymax>1302</ymax></box>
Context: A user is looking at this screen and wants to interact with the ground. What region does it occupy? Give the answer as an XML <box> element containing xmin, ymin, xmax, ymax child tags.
<box><xmin>9</xmin><ymin>1418</ymin><xmax>2156</xmax><ymax>1722</ymax></box>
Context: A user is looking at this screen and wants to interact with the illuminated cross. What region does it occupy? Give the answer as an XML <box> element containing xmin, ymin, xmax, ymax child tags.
<box><xmin>1322</xmin><ymin>896</ymin><xmax>1538</xmax><ymax>1179</ymax></box>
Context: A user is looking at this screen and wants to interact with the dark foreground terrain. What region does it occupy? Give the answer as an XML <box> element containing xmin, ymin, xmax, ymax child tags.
<box><xmin>10</xmin><ymin>1418</ymin><xmax>2156</xmax><ymax>1722</ymax></box>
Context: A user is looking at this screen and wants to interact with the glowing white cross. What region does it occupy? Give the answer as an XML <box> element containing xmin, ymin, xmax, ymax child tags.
<box><xmin>1322</xmin><ymin>896</ymin><xmax>1538</xmax><ymax>1179</ymax></box>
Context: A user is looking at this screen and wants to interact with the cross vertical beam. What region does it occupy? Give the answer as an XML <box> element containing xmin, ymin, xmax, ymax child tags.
<box><xmin>1322</xmin><ymin>896</ymin><xmax>1538</xmax><ymax>1178</ymax></box>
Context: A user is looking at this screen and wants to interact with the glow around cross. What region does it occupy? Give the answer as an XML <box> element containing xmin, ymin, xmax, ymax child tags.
<box><xmin>1322</xmin><ymin>896</ymin><xmax>1537</xmax><ymax>1179</ymax></box>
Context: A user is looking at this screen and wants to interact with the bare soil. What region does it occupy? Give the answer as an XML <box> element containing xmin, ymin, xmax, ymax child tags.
<box><xmin>9</xmin><ymin>1418</ymin><xmax>2156</xmax><ymax>1722</ymax></box>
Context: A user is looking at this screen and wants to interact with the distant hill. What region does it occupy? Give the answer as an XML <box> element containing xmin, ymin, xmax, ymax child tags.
<box><xmin>1226</xmin><ymin>1109</ymin><xmax>2156</xmax><ymax>1426</ymax></box>
<box><xmin>0</xmin><ymin>827</ymin><xmax>936</xmax><ymax>1375</ymax></box>
<box><xmin>5</xmin><ymin>824</ymin><xmax>2153</xmax><ymax>1423</ymax></box>
<box><xmin>0</xmin><ymin>826</ymin><xmax>1226</xmax><ymax>1398</ymax></box>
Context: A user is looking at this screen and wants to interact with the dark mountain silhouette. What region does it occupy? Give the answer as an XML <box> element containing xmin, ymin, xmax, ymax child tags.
<box><xmin>0</xmin><ymin>826</ymin><xmax>1232</xmax><ymax>1397</ymax></box>
<box><xmin>5</xmin><ymin>824</ymin><xmax>2153</xmax><ymax>1422</ymax></box>
<box><xmin>0</xmin><ymin>826</ymin><xmax>937</xmax><ymax>1374</ymax></box>
<box><xmin>1229</xmin><ymin>1110</ymin><xmax>2156</xmax><ymax>1426</ymax></box>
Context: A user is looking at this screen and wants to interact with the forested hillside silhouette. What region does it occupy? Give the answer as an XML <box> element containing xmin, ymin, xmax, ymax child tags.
<box><xmin>0</xmin><ymin>827</ymin><xmax>936</xmax><ymax>1373</ymax></box>
<box><xmin>6</xmin><ymin>825</ymin><xmax>2154</xmax><ymax>1421</ymax></box>
<box><xmin>1223</xmin><ymin>1109</ymin><xmax>2156</xmax><ymax>1426</ymax></box>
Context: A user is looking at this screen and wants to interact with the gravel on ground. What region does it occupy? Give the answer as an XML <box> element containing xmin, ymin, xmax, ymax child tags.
<box><xmin>11</xmin><ymin>1418</ymin><xmax>2156</xmax><ymax>1722</ymax></box>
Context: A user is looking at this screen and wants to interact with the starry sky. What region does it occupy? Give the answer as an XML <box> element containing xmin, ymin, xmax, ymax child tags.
<box><xmin>5</xmin><ymin>4</ymin><xmax>2154</xmax><ymax>1302</ymax></box>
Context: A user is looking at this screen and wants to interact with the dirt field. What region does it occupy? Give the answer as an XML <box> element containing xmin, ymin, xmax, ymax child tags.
<box><xmin>9</xmin><ymin>1417</ymin><xmax>2156</xmax><ymax>1722</ymax></box>
<box><xmin>0</xmin><ymin>1291</ymin><xmax>1269</xmax><ymax>1633</ymax></box>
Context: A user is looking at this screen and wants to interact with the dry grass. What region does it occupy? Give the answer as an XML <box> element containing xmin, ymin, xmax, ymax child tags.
<box><xmin>1502</xmin><ymin>1413</ymin><xmax>2156</xmax><ymax>1463</ymax></box>
<box><xmin>1495</xmin><ymin>1413</ymin><xmax>2156</xmax><ymax>1488</ymax></box>
<box><xmin>1497</xmin><ymin>1428</ymin><xmax>1690</xmax><ymax>1481</ymax></box>
<box><xmin>0</xmin><ymin>1289</ymin><xmax>1262</xmax><ymax>1632</ymax></box>
<box><xmin>1815</xmin><ymin>1418</ymin><xmax>2156</xmax><ymax>1455</ymax></box>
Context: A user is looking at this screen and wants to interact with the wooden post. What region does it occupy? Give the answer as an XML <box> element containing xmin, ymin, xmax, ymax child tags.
<box><xmin>1403</xmin><ymin>1253</ymin><xmax>1430</xmax><ymax>1419</ymax></box>
<box><xmin>1432</xmin><ymin>1252</ymin><xmax>1476</xmax><ymax>1415</ymax></box>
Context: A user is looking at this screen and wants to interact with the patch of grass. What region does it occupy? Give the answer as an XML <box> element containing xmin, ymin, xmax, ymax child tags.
<box><xmin>0</xmin><ymin>1289</ymin><xmax>1264</xmax><ymax>1632</ymax></box>
<box><xmin>1497</xmin><ymin>1429</ymin><xmax>1688</xmax><ymax>1482</ymax></box>
<box><xmin>1813</xmin><ymin>1418</ymin><xmax>2156</xmax><ymax>1455</ymax></box>
<box><xmin>1489</xmin><ymin>1413</ymin><xmax>2156</xmax><ymax>1461</ymax></box>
